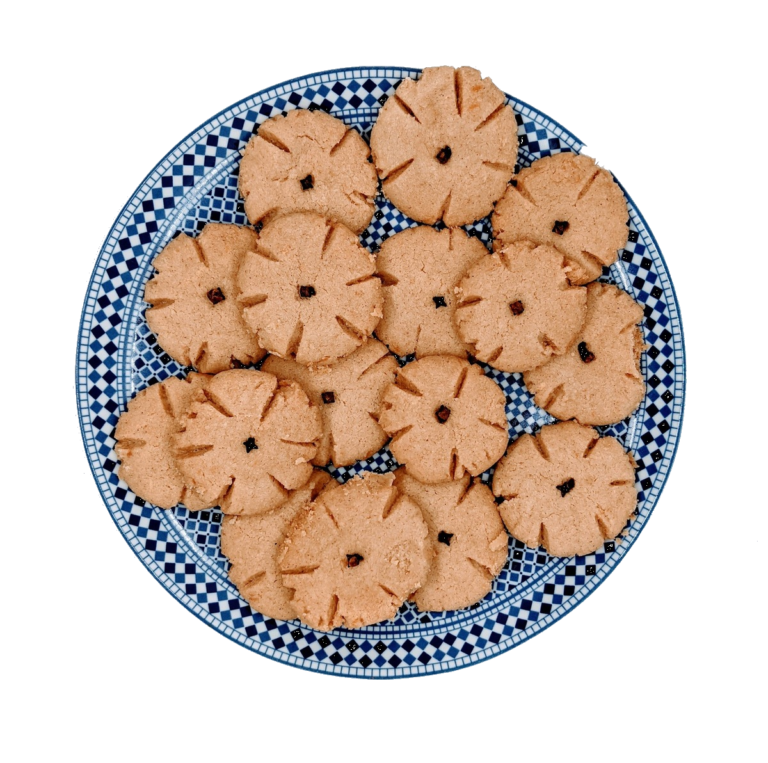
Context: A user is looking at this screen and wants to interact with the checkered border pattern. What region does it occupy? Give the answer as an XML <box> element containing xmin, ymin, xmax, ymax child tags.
<box><xmin>77</xmin><ymin>67</ymin><xmax>685</xmax><ymax>678</ymax></box>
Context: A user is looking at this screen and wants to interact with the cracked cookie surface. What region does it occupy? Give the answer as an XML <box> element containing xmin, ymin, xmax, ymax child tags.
<box><xmin>115</xmin><ymin>373</ymin><xmax>213</xmax><ymax>510</ymax></box>
<box><xmin>221</xmin><ymin>470</ymin><xmax>334</xmax><ymax>621</ymax></box>
<box><xmin>525</xmin><ymin>283</ymin><xmax>645</xmax><ymax>425</ymax></box>
<box><xmin>144</xmin><ymin>223</ymin><xmax>264</xmax><ymax>373</ymax></box>
<box><xmin>394</xmin><ymin>470</ymin><xmax>508</xmax><ymax>612</ymax></box>
<box><xmin>371</xmin><ymin>66</ymin><xmax>517</xmax><ymax>226</ymax></box>
<box><xmin>375</xmin><ymin>225</ymin><xmax>488</xmax><ymax>357</ymax></box>
<box><xmin>174</xmin><ymin>369</ymin><xmax>322</xmax><ymax>515</ymax></box>
<box><xmin>279</xmin><ymin>472</ymin><xmax>431</xmax><ymax>631</ymax></box>
<box><xmin>492</xmin><ymin>153</ymin><xmax>629</xmax><ymax>284</ymax></box>
<box><xmin>378</xmin><ymin>355</ymin><xmax>508</xmax><ymax>484</ymax></box>
<box><xmin>237</xmin><ymin>212</ymin><xmax>383</xmax><ymax>366</ymax></box>
<box><xmin>492</xmin><ymin>421</ymin><xmax>637</xmax><ymax>557</ymax></box>
<box><xmin>238</xmin><ymin>108</ymin><xmax>377</xmax><ymax>234</ymax></box>
<box><xmin>455</xmin><ymin>241</ymin><xmax>587</xmax><ymax>373</ymax></box>
<box><xmin>263</xmin><ymin>339</ymin><xmax>397</xmax><ymax>467</ymax></box>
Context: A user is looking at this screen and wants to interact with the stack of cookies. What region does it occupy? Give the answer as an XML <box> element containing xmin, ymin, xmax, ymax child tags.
<box><xmin>115</xmin><ymin>66</ymin><xmax>645</xmax><ymax>632</ymax></box>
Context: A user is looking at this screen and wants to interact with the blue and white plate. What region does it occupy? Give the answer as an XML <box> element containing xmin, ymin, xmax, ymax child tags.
<box><xmin>77</xmin><ymin>67</ymin><xmax>685</xmax><ymax>678</ymax></box>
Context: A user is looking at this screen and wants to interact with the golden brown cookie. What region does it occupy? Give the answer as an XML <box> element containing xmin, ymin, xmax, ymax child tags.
<box><xmin>394</xmin><ymin>470</ymin><xmax>508</xmax><ymax>612</ymax></box>
<box><xmin>238</xmin><ymin>109</ymin><xmax>378</xmax><ymax>234</ymax></box>
<box><xmin>174</xmin><ymin>369</ymin><xmax>322</xmax><ymax>515</ymax></box>
<box><xmin>378</xmin><ymin>355</ymin><xmax>508</xmax><ymax>484</ymax></box>
<box><xmin>144</xmin><ymin>223</ymin><xmax>264</xmax><ymax>373</ymax></box>
<box><xmin>279</xmin><ymin>472</ymin><xmax>431</xmax><ymax>631</ymax></box>
<box><xmin>525</xmin><ymin>283</ymin><xmax>645</xmax><ymax>425</ymax></box>
<box><xmin>237</xmin><ymin>212</ymin><xmax>383</xmax><ymax>366</ymax></box>
<box><xmin>492</xmin><ymin>153</ymin><xmax>629</xmax><ymax>285</ymax></box>
<box><xmin>114</xmin><ymin>374</ymin><xmax>213</xmax><ymax>510</ymax></box>
<box><xmin>371</xmin><ymin>66</ymin><xmax>517</xmax><ymax>226</ymax></box>
<box><xmin>221</xmin><ymin>470</ymin><xmax>334</xmax><ymax>621</ymax></box>
<box><xmin>454</xmin><ymin>241</ymin><xmax>587</xmax><ymax>373</ymax></box>
<box><xmin>375</xmin><ymin>226</ymin><xmax>488</xmax><ymax>357</ymax></box>
<box><xmin>492</xmin><ymin>421</ymin><xmax>637</xmax><ymax>557</ymax></box>
<box><xmin>262</xmin><ymin>339</ymin><xmax>397</xmax><ymax>467</ymax></box>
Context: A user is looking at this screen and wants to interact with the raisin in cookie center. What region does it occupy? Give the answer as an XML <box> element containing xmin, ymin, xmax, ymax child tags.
<box><xmin>578</xmin><ymin>341</ymin><xmax>596</xmax><ymax>363</ymax></box>
<box><xmin>207</xmin><ymin>287</ymin><xmax>225</xmax><ymax>305</ymax></box>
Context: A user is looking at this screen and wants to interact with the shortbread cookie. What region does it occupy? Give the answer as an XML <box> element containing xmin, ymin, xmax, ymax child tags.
<box><xmin>114</xmin><ymin>374</ymin><xmax>213</xmax><ymax>510</ymax></box>
<box><xmin>144</xmin><ymin>223</ymin><xmax>264</xmax><ymax>373</ymax></box>
<box><xmin>525</xmin><ymin>283</ymin><xmax>645</xmax><ymax>425</ymax></box>
<box><xmin>174</xmin><ymin>369</ymin><xmax>322</xmax><ymax>515</ymax></box>
<box><xmin>239</xmin><ymin>109</ymin><xmax>378</xmax><ymax>234</ymax></box>
<box><xmin>279</xmin><ymin>472</ymin><xmax>431</xmax><ymax>631</ymax></box>
<box><xmin>492</xmin><ymin>153</ymin><xmax>629</xmax><ymax>284</ymax></box>
<box><xmin>394</xmin><ymin>470</ymin><xmax>508</xmax><ymax>612</ymax></box>
<box><xmin>221</xmin><ymin>470</ymin><xmax>334</xmax><ymax>621</ymax></box>
<box><xmin>378</xmin><ymin>355</ymin><xmax>508</xmax><ymax>483</ymax></box>
<box><xmin>262</xmin><ymin>339</ymin><xmax>397</xmax><ymax>467</ymax></box>
<box><xmin>237</xmin><ymin>212</ymin><xmax>383</xmax><ymax>365</ymax></box>
<box><xmin>371</xmin><ymin>66</ymin><xmax>517</xmax><ymax>226</ymax></box>
<box><xmin>375</xmin><ymin>226</ymin><xmax>488</xmax><ymax>357</ymax></box>
<box><xmin>492</xmin><ymin>422</ymin><xmax>637</xmax><ymax>557</ymax></box>
<box><xmin>454</xmin><ymin>241</ymin><xmax>587</xmax><ymax>372</ymax></box>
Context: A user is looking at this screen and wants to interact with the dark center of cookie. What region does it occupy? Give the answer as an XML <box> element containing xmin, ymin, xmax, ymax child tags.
<box><xmin>436</xmin><ymin>146</ymin><xmax>452</xmax><ymax>164</ymax></box>
<box><xmin>346</xmin><ymin>553</ymin><xmax>364</xmax><ymax>568</ymax></box>
<box><xmin>433</xmin><ymin>296</ymin><xmax>447</xmax><ymax>308</ymax></box>
<box><xmin>556</xmin><ymin>478</ymin><xmax>575</xmax><ymax>497</ymax></box>
<box><xmin>437</xmin><ymin>531</ymin><xmax>454</xmax><ymax>546</ymax></box>
<box><xmin>552</xmin><ymin>220</ymin><xmax>570</xmax><ymax>235</ymax></box>
<box><xmin>207</xmin><ymin>287</ymin><xmax>225</xmax><ymax>305</ymax></box>
<box><xmin>509</xmin><ymin>300</ymin><xmax>524</xmax><ymax>316</ymax></box>
<box><xmin>578</xmin><ymin>341</ymin><xmax>596</xmax><ymax>363</ymax></box>
<box><xmin>435</xmin><ymin>405</ymin><xmax>451</xmax><ymax>423</ymax></box>
<box><xmin>243</xmin><ymin>437</ymin><xmax>258</xmax><ymax>453</ymax></box>
<box><xmin>299</xmin><ymin>285</ymin><xmax>316</xmax><ymax>299</ymax></box>
<box><xmin>300</xmin><ymin>174</ymin><xmax>314</xmax><ymax>191</ymax></box>
<box><xmin>321</xmin><ymin>391</ymin><xmax>335</xmax><ymax>404</ymax></box>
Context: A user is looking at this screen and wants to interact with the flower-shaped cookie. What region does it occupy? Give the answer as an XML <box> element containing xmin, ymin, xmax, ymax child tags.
<box><xmin>239</xmin><ymin>109</ymin><xmax>378</xmax><ymax>234</ymax></box>
<box><xmin>375</xmin><ymin>226</ymin><xmax>488</xmax><ymax>357</ymax></box>
<box><xmin>114</xmin><ymin>373</ymin><xmax>213</xmax><ymax>510</ymax></box>
<box><xmin>237</xmin><ymin>212</ymin><xmax>383</xmax><ymax>365</ymax></box>
<box><xmin>492</xmin><ymin>422</ymin><xmax>637</xmax><ymax>557</ymax></box>
<box><xmin>262</xmin><ymin>339</ymin><xmax>397</xmax><ymax>467</ymax></box>
<box><xmin>279</xmin><ymin>472</ymin><xmax>431</xmax><ymax>631</ymax></box>
<box><xmin>221</xmin><ymin>470</ymin><xmax>334</xmax><ymax>621</ymax></box>
<box><xmin>371</xmin><ymin>66</ymin><xmax>517</xmax><ymax>226</ymax></box>
<box><xmin>454</xmin><ymin>241</ymin><xmax>587</xmax><ymax>373</ymax></box>
<box><xmin>378</xmin><ymin>355</ymin><xmax>508</xmax><ymax>483</ymax></box>
<box><xmin>394</xmin><ymin>470</ymin><xmax>508</xmax><ymax>612</ymax></box>
<box><xmin>144</xmin><ymin>223</ymin><xmax>264</xmax><ymax>373</ymax></box>
<box><xmin>492</xmin><ymin>152</ymin><xmax>629</xmax><ymax>284</ymax></box>
<box><xmin>174</xmin><ymin>369</ymin><xmax>322</xmax><ymax>515</ymax></box>
<box><xmin>525</xmin><ymin>283</ymin><xmax>645</xmax><ymax>425</ymax></box>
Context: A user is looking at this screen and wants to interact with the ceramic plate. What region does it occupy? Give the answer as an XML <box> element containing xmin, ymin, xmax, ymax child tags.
<box><xmin>77</xmin><ymin>67</ymin><xmax>685</xmax><ymax>678</ymax></box>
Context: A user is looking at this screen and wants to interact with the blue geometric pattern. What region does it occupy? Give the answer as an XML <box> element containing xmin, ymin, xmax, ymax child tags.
<box><xmin>77</xmin><ymin>67</ymin><xmax>685</xmax><ymax>678</ymax></box>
